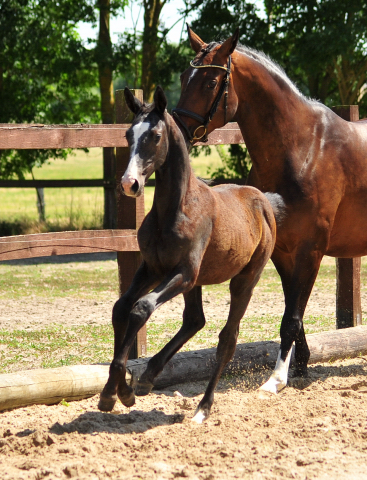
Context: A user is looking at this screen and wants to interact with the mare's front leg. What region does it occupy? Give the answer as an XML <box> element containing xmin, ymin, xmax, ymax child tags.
<box><xmin>98</xmin><ymin>261</ymin><xmax>158</xmax><ymax>412</ymax></box>
<box><xmin>99</xmin><ymin>266</ymin><xmax>196</xmax><ymax>412</ymax></box>
<box><xmin>260</xmin><ymin>246</ymin><xmax>324</xmax><ymax>395</ymax></box>
<box><xmin>136</xmin><ymin>286</ymin><xmax>206</xmax><ymax>396</ymax></box>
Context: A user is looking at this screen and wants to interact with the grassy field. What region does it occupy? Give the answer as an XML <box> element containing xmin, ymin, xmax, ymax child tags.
<box><xmin>1</xmin><ymin>255</ymin><xmax>365</xmax><ymax>374</ymax></box>
<box><xmin>0</xmin><ymin>147</ymin><xmax>222</xmax><ymax>232</ymax></box>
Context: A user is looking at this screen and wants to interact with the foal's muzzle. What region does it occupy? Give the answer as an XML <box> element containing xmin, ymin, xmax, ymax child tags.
<box><xmin>120</xmin><ymin>178</ymin><xmax>141</xmax><ymax>197</ymax></box>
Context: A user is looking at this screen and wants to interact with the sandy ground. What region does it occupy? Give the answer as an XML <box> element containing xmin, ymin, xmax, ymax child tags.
<box><xmin>1</xmin><ymin>358</ymin><xmax>367</xmax><ymax>480</ymax></box>
<box><xmin>1</xmin><ymin>255</ymin><xmax>367</xmax><ymax>479</ymax></box>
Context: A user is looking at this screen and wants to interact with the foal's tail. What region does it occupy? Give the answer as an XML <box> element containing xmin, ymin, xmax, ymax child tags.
<box><xmin>264</xmin><ymin>192</ymin><xmax>286</xmax><ymax>226</ymax></box>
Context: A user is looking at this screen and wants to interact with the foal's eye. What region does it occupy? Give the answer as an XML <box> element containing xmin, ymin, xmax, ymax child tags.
<box><xmin>207</xmin><ymin>80</ymin><xmax>217</xmax><ymax>89</ymax></box>
<box><xmin>155</xmin><ymin>133</ymin><xmax>162</xmax><ymax>142</ymax></box>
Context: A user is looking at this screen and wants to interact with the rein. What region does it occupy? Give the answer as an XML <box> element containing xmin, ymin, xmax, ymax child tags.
<box><xmin>172</xmin><ymin>55</ymin><xmax>232</xmax><ymax>143</ymax></box>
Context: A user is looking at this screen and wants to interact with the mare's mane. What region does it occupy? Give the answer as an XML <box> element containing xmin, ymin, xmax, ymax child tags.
<box><xmin>197</xmin><ymin>41</ymin><xmax>313</xmax><ymax>103</ymax></box>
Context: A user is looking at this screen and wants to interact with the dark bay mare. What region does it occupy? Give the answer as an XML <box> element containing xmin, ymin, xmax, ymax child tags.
<box><xmin>173</xmin><ymin>26</ymin><xmax>367</xmax><ymax>394</ymax></box>
<box><xmin>98</xmin><ymin>86</ymin><xmax>276</xmax><ymax>421</ymax></box>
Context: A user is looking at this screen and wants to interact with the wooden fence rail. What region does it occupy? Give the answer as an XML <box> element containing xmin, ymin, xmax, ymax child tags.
<box><xmin>0</xmin><ymin>94</ymin><xmax>363</xmax><ymax>358</ymax></box>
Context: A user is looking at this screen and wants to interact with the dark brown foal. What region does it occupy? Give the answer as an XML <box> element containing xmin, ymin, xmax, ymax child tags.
<box><xmin>98</xmin><ymin>86</ymin><xmax>275</xmax><ymax>422</ymax></box>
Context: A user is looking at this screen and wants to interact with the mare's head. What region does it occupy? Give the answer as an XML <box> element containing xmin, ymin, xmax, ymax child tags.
<box><xmin>173</xmin><ymin>26</ymin><xmax>239</xmax><ymax>145</ymax></box>
<box><xmin>121</xmin><ymin>86</ymin><xmax>169</xmax><ymax>197</ymax></box>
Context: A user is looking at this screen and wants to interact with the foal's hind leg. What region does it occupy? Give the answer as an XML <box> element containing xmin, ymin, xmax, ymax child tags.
<box><xmin>192</xmin><ymin>269</ymin><xmax>261</xmax><ymax>424</ymax></box>
<box><xmin>136</xmin><ymin>286</ymin><xmax>206</xmax><ymax>396</ymax></box>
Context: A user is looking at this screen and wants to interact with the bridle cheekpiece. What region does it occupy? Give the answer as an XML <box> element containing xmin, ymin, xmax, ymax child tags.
<box><xmin>172</xmin><ymin>55</ymin><xmax>232</xmax><ymax>143</ymax></box>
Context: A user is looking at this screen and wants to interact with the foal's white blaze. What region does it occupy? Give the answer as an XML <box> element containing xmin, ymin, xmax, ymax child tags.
<box><xmin>259</xmin><ymin>344</ymin><xmax>294</xmax><ymax>394</ymax></box>
<box><xmin>121</xmin><ymin>121</ymin><xmax>150</xmax><ymax>194</ymax></box>
<box><xmin>192</xmin><ymin>409</ymin><xmax>206</xmax><ymax>424</ymax></box>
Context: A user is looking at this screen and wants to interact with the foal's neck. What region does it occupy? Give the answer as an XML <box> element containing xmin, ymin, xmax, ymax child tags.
<box><xmin>153</xmin><ymin>117</ymin><xmax>194</xmax><ymax>220</ymax></box>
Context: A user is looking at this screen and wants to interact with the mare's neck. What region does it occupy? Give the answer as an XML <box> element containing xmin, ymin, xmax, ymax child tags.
<box><xmin>153</xmin><ymin>117</ymin><xmax>193</xmax><ymax>221</ymax></box>
<box><xmin>231</xmin><ymin>50</ymin><xmax>315</xmax><ymax>191</ymax></box>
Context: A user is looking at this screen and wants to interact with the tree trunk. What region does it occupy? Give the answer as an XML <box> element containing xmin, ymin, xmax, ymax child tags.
<box><xmin>98</xmin><ymin>0</ymin><xmax>116</xmax><ymax>229</ymax></box>
<box><xmin>141</xmin><ymin>0</ymin><xmax>165</xmax><ymax>102</ymax></box>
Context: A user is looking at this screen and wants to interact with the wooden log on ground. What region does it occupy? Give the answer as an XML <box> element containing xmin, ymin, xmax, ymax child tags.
<box><xmin>1</xmin><ymin>326</ymin><xmax>366</xmax><ymax>412</ymax></box>
<box><xmin>127</xmin><ymin>325</ymin><xmax>367</xmax><ymax>389</ymax></box>
<box><xmin>0</xmin><ymin>365</ymin><xmax>131</xmax><ymax>412</ymax></box>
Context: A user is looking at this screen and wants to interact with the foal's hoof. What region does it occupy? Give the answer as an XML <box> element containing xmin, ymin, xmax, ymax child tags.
<box><xmin>98</xmin><ymin>393</ymin><xmax>117</xmax><ymax>412</ymax></box>
<box><xmin>117</xmin><ymin>385</ymin><xmax>136</xmax><ymax>408</ymax></box>
<box><xmin>191</xmin><ymin>406</ymin><xmax>210</xmax><ymax>424</ymax></box>
<box><xmin>135</xmin><ymin>380</ymin><xmax>154</xmax><ymax>397</ymax></box>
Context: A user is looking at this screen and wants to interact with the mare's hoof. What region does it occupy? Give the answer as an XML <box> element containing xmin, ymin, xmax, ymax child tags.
<box><xmin>135</xmin><ymin>380</ymin><xmax>154</xmax><ymax>397</ymax></box>
<box><xmin>291</xmin><ymin>367</ymin><xmax>308</xmax><ymax>378</ymax></box>
<box><xmin>258</xmin><ymin>376</ymin><xmax>286</xmax><ymax>395</ymax></box>
<box><xmin>98</xmin><ymin>393</ymin><xmax>117</xmax><ymax>412</ymax></box>
<box><xmin>118</xmin><ymin>385</ymin><xmax>136</xmax><ymax>408</ymax></box>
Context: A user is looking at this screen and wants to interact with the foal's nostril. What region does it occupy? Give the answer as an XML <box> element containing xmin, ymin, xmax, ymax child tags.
<box><xmin>131</xmin><ymin>180</ymin><xmax>139</xmax><ymax>195</ymax></box>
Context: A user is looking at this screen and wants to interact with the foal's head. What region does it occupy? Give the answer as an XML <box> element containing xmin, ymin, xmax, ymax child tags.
<box><xmin>173</xmin><ymin>26</ymin><xmax>239</xmax><ymax>144</ymax></box>
<box><xmin>121</xmin><ymin>86</ymin><xmax>169</xmax><ymax>197</ymax></box>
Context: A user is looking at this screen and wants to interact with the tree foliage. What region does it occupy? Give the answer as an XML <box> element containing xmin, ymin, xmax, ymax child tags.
<box><xmin>0</xmin><ymin>0</ymin><xmax>100</xmax><ymax>178</ymax></box>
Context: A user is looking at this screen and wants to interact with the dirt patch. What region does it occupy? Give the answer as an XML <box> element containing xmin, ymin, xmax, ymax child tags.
<box><xmin>1</xmin><ymin>255</ymin><xmax>367</xmax><ymax>478</ymax></box>
<box><xmin>1</xmin><ymin>358</ymin><xmax>367</xmax><ymax>479</ymax></box>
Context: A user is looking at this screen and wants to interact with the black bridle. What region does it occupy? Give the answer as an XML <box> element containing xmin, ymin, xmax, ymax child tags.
<box><xmin>172</xmin><ymin>55</ymin><xmax>232</xmax><ymax>143</ymax></box>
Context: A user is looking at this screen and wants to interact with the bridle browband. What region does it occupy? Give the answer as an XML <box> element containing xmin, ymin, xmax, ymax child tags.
<box><xmin>172</xmin><ymin>55</ymin><xmax>232</xmax><ymax>143</ymax></box>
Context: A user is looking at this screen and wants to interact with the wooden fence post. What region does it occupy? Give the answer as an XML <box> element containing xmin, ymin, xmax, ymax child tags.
<box><xmin>115</xmin><ymin>89</ymin><xmax>147</xmax><ymax>358</ymax></box>
<box><xmin>332</xmin><ymin>105</ymin><xmax>362</xmax><ymax>329</ymax></box>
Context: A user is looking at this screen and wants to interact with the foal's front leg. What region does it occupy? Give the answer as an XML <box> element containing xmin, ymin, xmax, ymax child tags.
<box><xmin>99</xmin><ymin>267</ymin><xmax>196</xmax><ymax>412</ymax></box>
<box><xmin>136</xmin><ymin>286</ymin><xmax>206</xmax><ymax>396</ymax></box>
<box><xmin>98</xmin><ymin>262</ymin><xmax>158</xmax><ymax>412</ymax></box>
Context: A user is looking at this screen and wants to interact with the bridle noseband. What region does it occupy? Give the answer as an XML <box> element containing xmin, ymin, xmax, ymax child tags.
<box><xmin>172</xmin><ymin>55</ymin><xmax>232</xmax><ymax>143</ymax></box>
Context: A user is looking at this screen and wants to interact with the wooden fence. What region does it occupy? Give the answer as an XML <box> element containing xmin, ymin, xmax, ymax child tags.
<box><xmin>0</xmin><ymin>95</ymin><xmax>362</xmax><ymax>358</ymax></box>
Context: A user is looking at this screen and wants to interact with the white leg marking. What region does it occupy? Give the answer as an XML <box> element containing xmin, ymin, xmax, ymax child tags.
<box><xmin>259</xmin><ymin>344</ymin><xmax>294</xmax><ymax>394</ymax></box>
<box><xmin>192</xmin><ymin>409</ymin><xmax>206</xmax><ymax>424</ymax></box>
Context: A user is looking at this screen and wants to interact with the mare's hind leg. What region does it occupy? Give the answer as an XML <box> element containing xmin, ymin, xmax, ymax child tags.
<box><xmin>259</xmin><ymin>247</ymin><xmax>323</xmax><ymax>395</ymax></box>
<box><xmin>192</xmin><ymin>267</ymin><xmax>263</xmax><ymax>424</ymax></box>
<box><xmin>136</xmin><ymin>286</ymin><xmax>206</xmax><ymax>396</ymax></box>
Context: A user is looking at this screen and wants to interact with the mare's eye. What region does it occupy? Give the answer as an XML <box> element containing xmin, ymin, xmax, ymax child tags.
<box><xmin>155</xmin><ymin>133</ymin><xmax>162</xmax><ymax>142</ymax></box>
<box><xmin>208</xmin><ymin>80</ymin><xmax>217</xmax><ymax>89</ymax></box>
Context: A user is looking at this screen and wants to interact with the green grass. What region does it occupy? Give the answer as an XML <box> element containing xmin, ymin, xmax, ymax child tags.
<box><xmin>1</xmin><ymin>256</ymin><xmax>363</xmax><ymax>374</ymax></box>
<box><xmin>0</xmin><ymin>147</ymin><xmax>222</xmax><ymax>229</ymax></box>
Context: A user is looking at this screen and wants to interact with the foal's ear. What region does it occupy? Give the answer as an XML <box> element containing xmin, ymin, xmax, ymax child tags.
<box><xmin>124</xmin><ymin>87</ymin><xmax>143</xmax><ymax>115</ymax></box>
<box><xmin>154</xmin><ymin>86</ymin><xmax>167</xmax><ymax>115</ymax></box>
<box><xmin>187</xmin><ymin>24</ymin><xmax>205</xmax><ymax>54</ymax></box>
<box><xmin>215</xmin><ymin>28</ymin><xmax>240</xmax><ymax>61</ymax></box>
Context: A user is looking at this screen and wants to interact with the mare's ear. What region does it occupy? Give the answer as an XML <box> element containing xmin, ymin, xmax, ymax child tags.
<box><xmin>124</xmin><ymin>87</ymin><xmax>142</xmax><ymax>115</ymax></box>
<box><xmin>187</xmin><ymin>24</ymin><xmax>205</xmax><ymax>54</ymax></box>
<box><xmin>215</xmin><ymin>28</ymin><xmax>240</xmax><ymax>62</ymax></box>
<box><xmin>154</xmin><ymin>86</ymin><xmax>167</xmax><ymax>115</ymax></box>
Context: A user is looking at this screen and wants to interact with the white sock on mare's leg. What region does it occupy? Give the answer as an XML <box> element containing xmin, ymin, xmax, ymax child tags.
<box><xmin>259</xmin><ymin>343</ymin><xmax>294</xmax><ymax>394</ymax></box>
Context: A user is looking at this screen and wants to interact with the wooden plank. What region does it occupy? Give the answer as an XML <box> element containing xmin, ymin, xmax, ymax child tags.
<box><xmin>0</xmin><ymin>124</ymin><xmax>130</xmax><ymax>149</ymax></box>
<box><xmin>0</xmin><ymin>122</ymin><xmax>244</xmax><ymax>149</ymax></box>
<box><xmin>197</xmin><ymin>123</ymin><xmax>244</xmax><ymax>146</ymax></box>
<box><xmin>126</xmin><ymin>325</ymin><xmax>367</xmax><ymax>390</ymax></box>
<box><xmin>0</xmin><ymin>229</ymin><xmax>138</xmax><ymax>261</ymax></box>
<box><xmin>0</xmin><ymin>179</ymin><xmax>111</xmax><ymax>188</ymax></box>
<box><xmin>115</xmin><ymin>89</ymin><xmax>147</xmax><ymax>359</ymax></box>
<box><xmin>332</xmin><ymin>105</ymin><xmax>362</xmax><ymax>329</ymax></box>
